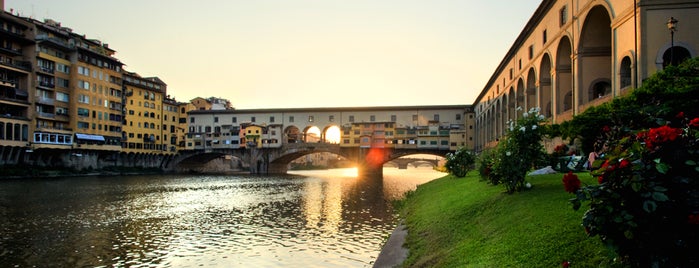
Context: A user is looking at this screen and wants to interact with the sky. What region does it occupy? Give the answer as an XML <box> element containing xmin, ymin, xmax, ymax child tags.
<box><xmin>8</xmin><ymin>0</ymin><xmax>541</xmax><ymax>109</ymax></box>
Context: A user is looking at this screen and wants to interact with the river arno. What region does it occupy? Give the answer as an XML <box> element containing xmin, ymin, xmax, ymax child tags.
<box><xmin>0</xmin><ymin>167</ymin><xmax>443</xmax><ymax>267</ymax></box>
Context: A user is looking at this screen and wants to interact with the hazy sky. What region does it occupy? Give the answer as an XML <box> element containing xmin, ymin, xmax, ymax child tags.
<box><xmin>8</xmin><ymin>0</ymin><xmax>540</xmax><ymax>109</ymax></box>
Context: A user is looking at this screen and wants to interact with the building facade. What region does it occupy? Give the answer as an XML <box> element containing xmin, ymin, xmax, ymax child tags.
<box><xmin>186</xmin><ymin>105</ymin><xmax>474</xmax><ymax>151</ymax></box>
<box><xmin>0</xmin><ymin>9</ymin><xmax>193</xmax><ymax>167</ymax></box>
<box><xmin>473</xmin><ymin>0</ymin><xmax>699</xmax><ymax>151</ymax></box>
<box><xmin>0</xmin><ymin>11</ymin><xmax>33</xmax><ymax>150</ymax></box>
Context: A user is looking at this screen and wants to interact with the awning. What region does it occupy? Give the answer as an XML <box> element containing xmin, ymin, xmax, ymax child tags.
<box><xmin>76</xmin><ymin>133</ymin><xmax>105</xmax><ymax>142</ymax></box>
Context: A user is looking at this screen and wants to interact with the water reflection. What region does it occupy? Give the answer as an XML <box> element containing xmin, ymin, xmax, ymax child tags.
<box><xmin>0</xmin><ymin>167</ymin><xmax>442</xmax><ymax>267</ymax></box>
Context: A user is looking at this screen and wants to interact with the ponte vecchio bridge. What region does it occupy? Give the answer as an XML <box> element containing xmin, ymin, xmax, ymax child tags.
<box><xmin>171</xmin><ymin>105</ymin><xmax>474</xmax><ymax>175</ymax></box>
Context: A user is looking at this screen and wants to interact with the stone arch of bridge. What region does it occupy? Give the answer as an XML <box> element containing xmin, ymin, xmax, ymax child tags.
<box><xmin>267</xmin><ymin>145</ymin><xmax>349</xmax><ymax>174</ymax></box>
<box><xmin>386</xmin><ymin>151</ymin><xmax>447</xmax><ymax>163</ymax></box>
<box><xmin>175</xmin><ymin>152</ymin><xmax>243</xmax><ymax>167</ymax></box>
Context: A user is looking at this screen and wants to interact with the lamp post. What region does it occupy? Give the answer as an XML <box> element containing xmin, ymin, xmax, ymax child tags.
<box><xmin>667</xmin><ymin>17</ymin><xmax>678</xmax><ymax>65</ymax></box>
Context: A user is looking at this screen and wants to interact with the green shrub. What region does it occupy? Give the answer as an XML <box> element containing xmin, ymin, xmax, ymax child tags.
<box><xmin>489</xmin><ymin>107</ymin><xmax>547</xmax><ymax>193</ymax></box>
<box><xmin>444</xmin><ymin>147</ymin><xmax>475</xmax><ymax>177</ymax></box>
<box><xmin>564</xmin><ymin>58</ymin><xmax>699</xmax><ymax>267</ymax></box>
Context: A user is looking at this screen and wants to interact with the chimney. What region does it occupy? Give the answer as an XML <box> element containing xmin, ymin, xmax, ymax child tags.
<box><xmin>1</xmin><ymin>0</ymin><xmax>5</xmax><ymax>12</ymax></box>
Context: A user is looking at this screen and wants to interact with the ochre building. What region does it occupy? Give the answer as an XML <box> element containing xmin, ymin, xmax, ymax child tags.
<box><xmin>473</xmin><ymin>0</ymin><xmax>699</xmax><ymax>151</ymax></box>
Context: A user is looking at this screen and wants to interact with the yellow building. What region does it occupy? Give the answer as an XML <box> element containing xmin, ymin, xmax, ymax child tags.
<box><xmin>32</xmin><ymin>19</ymin><xmax>74</xmax><ymax>150</ymax></box>
<box><xmin>71</xmin><ymin>36</ymin><xmax>123</xmax><ymax>151</ymax></box>
<box><xmin>122</xmin><ymin>72</ymin><xmax>171</xmax><ymax>154</ymax></box>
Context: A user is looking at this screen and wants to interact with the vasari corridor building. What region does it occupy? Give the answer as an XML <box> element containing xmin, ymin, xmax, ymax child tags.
<box><xmin>473</xmin><ymin>0</ymin><xmax>699</xmax><ymax>151</ymax></box>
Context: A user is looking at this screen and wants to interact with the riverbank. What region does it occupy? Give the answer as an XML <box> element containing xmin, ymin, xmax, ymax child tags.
<box><xmin>0</xmin><ymin>165</ymin><xmax>166</xmax><ymax>179</ymax></box>
<box><xmin>391</xmin><ymin>172</ymin><xmax>616</xmax><ymax>267</ymax></box>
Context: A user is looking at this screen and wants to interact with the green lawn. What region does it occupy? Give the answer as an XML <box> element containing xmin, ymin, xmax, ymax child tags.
<box><xmin>398</xmin><ymin>172</ymin><xmax>618</xmax><ymax>267</ymax></box>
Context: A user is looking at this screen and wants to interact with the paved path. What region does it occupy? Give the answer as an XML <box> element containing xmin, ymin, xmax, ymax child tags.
<box><xmin>373</xmin><ymin>223</ymin><xmax>408</xmax><ymax>268</ymax></box>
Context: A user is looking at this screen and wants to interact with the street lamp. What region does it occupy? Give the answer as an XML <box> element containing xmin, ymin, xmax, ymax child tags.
<box><xmin>667</xmin><ymin>17</ymin><xmax>678</xmax><ymax>65</ymax></box>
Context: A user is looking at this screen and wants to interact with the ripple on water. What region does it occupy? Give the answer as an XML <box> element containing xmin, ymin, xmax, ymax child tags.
<box><xmin>0</xmin><ymin>170</ymin><xmax>443</xmax><ymax>267</ymax></box>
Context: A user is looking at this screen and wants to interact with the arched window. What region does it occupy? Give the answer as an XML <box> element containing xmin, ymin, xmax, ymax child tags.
<box><xmin>589</xmin><ymin>80</ymin><xmax>611</xmax><ymax>100</ymax></box>
<box><xmin>663</xmin><ymin>46</ymin><xmax>691</xmax><ymax>67</ymax></box>
<box><xmin>620</xmin><ymin>57</ymin><xmax>632</xmax><ymax>89</ymax></box>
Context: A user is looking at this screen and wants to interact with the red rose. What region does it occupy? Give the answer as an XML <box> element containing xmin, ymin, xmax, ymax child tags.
<box><xmin>619</xmin><ymin>159</ymin><xmax>631</xmax><ymax>169</ymax></box>
<box><xmin>562</xmin><ymin>172</ymin><xmax>581</xmax><ymax>193</ymax></box>
<box><xmin>602</xmin><ymin>125</ymin><xmax>611</xmax><ymax>132</ymax></box>
<box><xmin>676</xmin><ymin>111</ymin><xmax>685</xmax><ymax>118</ymax></box>
<box><xmin>562</xmin><ymin>261</ymin><xmax>571</xmax><ymax>268</ymax></box>
<box><xmin>690</xmin><ymin>118</ymin><xmax>699</xmax><ymax>128</ymax></box>
<box><xmin>597</xmin><ymin>176</ymin><xmax>605</xmax><ymax>184</ymax></box>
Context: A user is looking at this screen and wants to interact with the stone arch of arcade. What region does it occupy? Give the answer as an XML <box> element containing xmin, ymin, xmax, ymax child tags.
<box><xmin>284</xmin><ymin>124</ymin><xmax>342</xmax><ymax>144</ymax></box>
<box><xmin>474</xmin><ymin>2</ymin><xmax>623</xmax><ymax>151</ymax></box>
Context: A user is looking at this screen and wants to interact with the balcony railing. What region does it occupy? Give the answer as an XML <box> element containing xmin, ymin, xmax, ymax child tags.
<box><xmin>36</xmin><ymin>97</ymin><xmax>55</xmax><ymax>105</ymax></box>
<box><xmin>38</xmin><ymin>81</ymin><xmax>55</xmax><ymax>89</ymax></box>
<box><xmin>37</xmin><ymin>112</ymin><xmax>55</xmax><ymax>118</ymax></box>
<box><xmin>0</xmin><ymin>57</ymin><xmax>32</xmax><ymax>71</ymax></box>
<box><xmin>39</xmin><ymin>66</ymin><xmax>55</xmax><ymax>74</ymax></box>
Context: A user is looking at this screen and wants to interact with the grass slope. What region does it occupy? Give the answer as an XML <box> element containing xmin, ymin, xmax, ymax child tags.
<box><xmin>399</xmin><ymin>172</ymin><xmax>616</xmax><ymax>267</ymax></box>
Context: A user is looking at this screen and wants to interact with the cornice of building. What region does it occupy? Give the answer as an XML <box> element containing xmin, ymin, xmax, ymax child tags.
<box><xmin>187</xmin><ymin>105</ymin><xmax>472</xmax><ymax>115</ymax></box>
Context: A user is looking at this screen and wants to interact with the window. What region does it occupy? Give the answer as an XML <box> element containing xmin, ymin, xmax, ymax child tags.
<box><xmin>542</xmin><ymin>29</ymin><xmax>547</xmax><ymax>44</ymax></box>
<box><xmin>270</xmin><ymin>116</ymin><xmax>275</xmax><ymax>123</ymax></box>
<box><xmin>412</xmin><ymin>114</ymin><xmax>418</xmax><ymax>121</ymax></box>
<box><xmin>509</xmin><ymin>68</ymin><xmax>513</xmax><ymax>79</ymax></box>
<box><xmin>190</xmin><ymin>117</ymin><xmax>195</xmax><ymax>123</ymax></box>
<box><xmin>349</xmin><ymin>115</ymin><xmax>354</xmax><ymax>122</ymax></box>
<box><xmin>456</xmin><ymin>114</ymin><xmax>462</xmax><ymax>120</ymax></box>
<box><xmin>77</xmin><ymin>121</ymin><xmax>89</xmax><ymax>129</ymax></box>
<box><xmin>434</xmin><ymin>114</ymin><xmax>440</xmax><ymax>121</ymax></box>
<box><xmin>56</xmin><ymin>78</ymin><xmax>69</xmax><ymax>88</ymax></box>
<box><xmin>329</xmin><ymin>115</ymin><xmax>334</xmax><ymax>122</ymax></box>
<box><xmin>370</xmin><ymin>115</ymin><xmax>375</xmax><ymax>122</ymax></box>
<box><xmin>232</xmin><ymin>117</ymin><xmax>237</xmax><ymax>123</ymax></box>
<box><xmin>251</xmin><ymin>116</ymin><xmax>256</xmax><ymax>122</ymax></box>
<box><xmin>528</xmin><ymin>45</ymin><xmax>534</xmax><ymax>60</ymax></box>
<box><xmin>391</xmin><ymin>115</ymin><xmax>397</xmax><ymax>122</ymax></box>
<box><xmin>56</xmin><ymin>63</ymin><xmax>70</xmax><ymax>74</ymax></box>
<box><xmin>78</xmin><ymin>80</ymin><xmax>90</xmax><ymax>90</ymax></box>
<box><xmin>214</xmin><ymin>117</ymin><xmax>219</xmax><ymax>123</ymax></box>
<box><xmin>77</xmin><ymin>108</ymin><xmax>89</xmax><ymax>117</ymax></box>
<box><xmin>78</xmin><ymin>94</ymin><xmax>89</xmax><ymax>104</ymax></box>
<box><xmin>78</xmin><ymin>66</ymin><xmax>90</xmax><ymax>76</ymax></box>
<box><xmin>620</xmin><ymin>57</ymin><xmax>632</xmax><ymax>89</ymax></box>
<box><xmin>560</xmin><ymin>6</ymin><xmax>568</xmax><ymax>26</ymax></box>
<box><xmin>56</xmin><ymin>92</ymin><xmax>69</xmax><ymax>102</ymax></box>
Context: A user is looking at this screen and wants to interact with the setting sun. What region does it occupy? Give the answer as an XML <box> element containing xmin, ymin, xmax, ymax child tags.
<box><xmin>325</xmin><ymin>126</ymin><xmax>341</xmax><ymax>144</ymax></box>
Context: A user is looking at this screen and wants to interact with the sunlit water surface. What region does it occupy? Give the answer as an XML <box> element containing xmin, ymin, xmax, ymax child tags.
<box><xmin>0</xmin><ymin>167</ymin><xmax>442</xmax><ymax>267</ymax></box>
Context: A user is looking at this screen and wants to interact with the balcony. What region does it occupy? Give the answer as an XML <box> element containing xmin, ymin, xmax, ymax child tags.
<box><xmin>0</xmin><ymin>45</ymin><xmax>22</xmax><ymax>56</ymax></box>
<box><xmin>38</xmin><ymin>66</ymin><xmax>55</xmax><ymax>74</ymax></box>
<box><xmin>0</xmin><ymin>57</ymin><xmax>31</xmax><ymax>72</ymax></box>
<box><xmin>36</xmin><ymin>97</ymin><xmax>55</xmax><ymax>105</ymax></box>
<box><xmin>37</xmin><ymin>111</ymin><xmax>56</xmax><ymax>119</ymax></box>
<box><xmin>36</xmin><ymin>35</ymin><xmax>74</xmax><ymax>50</ymax></box>
<box><xmin>38</xmin><ymin>81</ymin><xmax>55</xmax><ymax>89</ymax></box>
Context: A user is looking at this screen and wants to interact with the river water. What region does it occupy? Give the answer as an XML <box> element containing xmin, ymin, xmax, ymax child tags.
<box><xmin>0</xmin><ymin>167</ymin><xmax>443</xmax><ymax>267</ymax></box>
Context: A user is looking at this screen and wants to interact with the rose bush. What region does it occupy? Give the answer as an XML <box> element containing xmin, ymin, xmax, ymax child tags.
<box><xmin>485</xmin><ymin>107</ymin><xmax>547</xmax><ymax>193</ymax></box>
<box><xmin>563</xmin><ymin>58</ymin><xmax>699</xmax><ymax>266</ymax></box>
<box><xmin>444</xmin><ymin>147</ymin><xmax>475</xmax><ymax>177</ymax></box>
